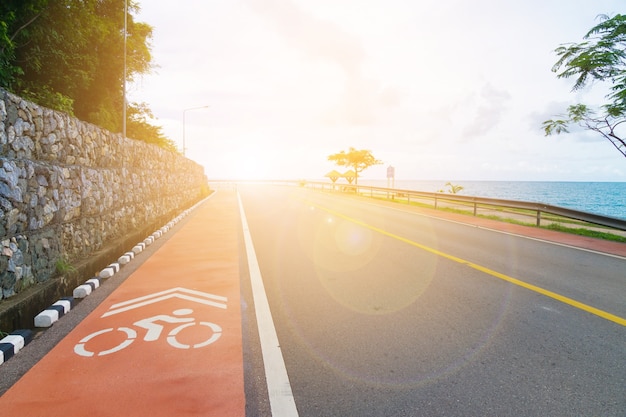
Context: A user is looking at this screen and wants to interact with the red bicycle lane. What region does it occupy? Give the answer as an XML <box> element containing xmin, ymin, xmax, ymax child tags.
<box><xmin>0</xmin><ymin>190</ymin><xmax>245</xmax><ymax>416</ymax></box>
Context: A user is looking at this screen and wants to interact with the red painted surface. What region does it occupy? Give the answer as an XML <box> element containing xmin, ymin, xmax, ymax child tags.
<box><xmin>0</xmin><ymin>191</ymin><xmax>245</xmax><ymax>416</ymax></box>
<box><xmin>430</xmin><ymin>208</ymin><xmax>626</xmax><ymax>257</ymax></box>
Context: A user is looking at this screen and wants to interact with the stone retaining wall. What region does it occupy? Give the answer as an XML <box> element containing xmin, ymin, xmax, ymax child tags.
<box><xmin>0</xmin><ymin>89</ymin><xmax>207</xmax><ymax>317</ymax></box>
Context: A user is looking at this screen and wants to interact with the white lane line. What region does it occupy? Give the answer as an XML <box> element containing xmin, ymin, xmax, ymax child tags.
<box><xmin>238</xmin><ymin>192</ymin><xmax>299</xmax><ymax>417</ymax></box>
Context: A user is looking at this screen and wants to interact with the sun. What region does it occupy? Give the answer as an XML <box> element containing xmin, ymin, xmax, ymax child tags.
<box><xmin>230</xmin><ymin>147</ymin><xmax>275</xmax><ymax>180</ymax></box>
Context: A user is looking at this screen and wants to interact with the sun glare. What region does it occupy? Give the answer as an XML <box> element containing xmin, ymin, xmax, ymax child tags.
<box><xmin>231</xmin><ymin>149</ymin><xmax>273</xmax><ymax>180</ymax></box>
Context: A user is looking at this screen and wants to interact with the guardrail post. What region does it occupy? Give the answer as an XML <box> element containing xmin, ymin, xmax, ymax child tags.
<box><xmin>407</xmin><ymin>194</ymin><xmax>411</xmax><ymax>204</ymax></box>
<box><xmin>473</xmin><ymin>201</ymin><xmax>477</xmax><ymax>216</ymax></box>
<box><xmin>536</xmin><ymin>210</ymin><xmax>541</xmax><ymax>227</ymax></box>
<box><xmin>434</xmin><ymin>196</ymin><xmax>438</xmax><ymax>209</ymax></box>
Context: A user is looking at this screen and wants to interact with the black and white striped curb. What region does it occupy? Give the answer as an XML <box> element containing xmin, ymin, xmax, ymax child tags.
<box><xmin>33</xmin><ymin>297</ymin><xmax>75</xmax><ymax>327</ymax></box>
<box><xmin>73</xmin><ymin>277</ymin><xmax>102</xmax><ymax>299</ymax></box>
<box><xmin>0</xmin><ymin>194</ymin><xmax>213</xmax><ymax>366</ymax></box>
<box><xmin>35</xmin><ymin>203</ymin><xmax>207</xmax><ymax>325</ymax></box>
<box><xmin>0</xmin><ymin>329</ymin><xmax>33</xmax><ymax>365</ymax></box>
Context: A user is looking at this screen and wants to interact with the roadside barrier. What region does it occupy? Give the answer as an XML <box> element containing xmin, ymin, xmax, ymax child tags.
<box><xmin>208</xmin><ymin>180</ymin><xmax>626</xmax><ymax>231</ymax></box>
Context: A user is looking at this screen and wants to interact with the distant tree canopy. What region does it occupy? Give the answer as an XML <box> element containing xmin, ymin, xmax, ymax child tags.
<box><xmin>543</xmin><ymin>14</ymin><xmax>626</xmax><ymax>158</ymax></box>
<box><xmin>0</xmin><ymin>0</ymin><xmax>176</xmax><ymax>151</ymax></box>
<box><xmin>328</xmin><ymin>147</ymin><xmax>382</xmax><ymax>184</ymax></box>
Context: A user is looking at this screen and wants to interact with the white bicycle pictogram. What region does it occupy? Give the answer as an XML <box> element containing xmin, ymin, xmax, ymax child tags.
<box><xmin>74</xmin><ymin>308</ymin><xmax>222</xmax><ymax>357</ymax></box>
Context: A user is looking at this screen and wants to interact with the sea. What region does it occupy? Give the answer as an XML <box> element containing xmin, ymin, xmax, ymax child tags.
<box><xmin>356</xmin><ymin>180</ymin><xmax>626</xmax><ymax>220</ymax></box>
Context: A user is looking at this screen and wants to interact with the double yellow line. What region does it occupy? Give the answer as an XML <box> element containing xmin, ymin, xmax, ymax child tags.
<box><xmin>309</xmin><ymin>201</ymin><xmax>626</xmax><ymax>327</ymax></box>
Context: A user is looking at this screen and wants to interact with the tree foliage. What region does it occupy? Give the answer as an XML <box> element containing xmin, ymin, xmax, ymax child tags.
<box><xmin>543</xmin><ymin>14</ymin><xmax>626</xmax><ymax>158</ymax></box>
<box><xmin>327</xmin><ymin>147</ymin><xmax>382</xmax><ymax>184</ymax></box>
<box><xmin>0</xmin><ymin>0</ymin><xmax>175</xmax><ymax>152</ymax></box>
<box><xmin>126</xmin><ymin>102</ymin><xmax>178</xmax><ymax>152</ymax></box>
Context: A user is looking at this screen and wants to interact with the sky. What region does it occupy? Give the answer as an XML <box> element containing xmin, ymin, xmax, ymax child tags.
<box><xmin>128</xmin><ymin>0</ymin><xmax>626</xmax><ymax>182</ymax></box>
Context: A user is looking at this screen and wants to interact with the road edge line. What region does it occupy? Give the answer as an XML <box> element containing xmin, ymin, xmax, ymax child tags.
<box><xmin>237</xmin><ymin>192</ymin><xmax>299</xmax><ymax>416</ymax></box>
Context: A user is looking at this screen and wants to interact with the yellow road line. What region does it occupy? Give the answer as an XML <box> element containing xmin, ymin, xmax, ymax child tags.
<box><xmin>310</xmin><ymin>201</ymin><xmax>626</xmax><ymax>327</ymax></box>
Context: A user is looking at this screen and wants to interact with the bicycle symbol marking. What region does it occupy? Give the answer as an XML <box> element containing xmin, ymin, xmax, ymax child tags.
<box><xmin>74</xmin><ymin>308</ymin><xmax>222</xmax><ymax>357</ymax></box>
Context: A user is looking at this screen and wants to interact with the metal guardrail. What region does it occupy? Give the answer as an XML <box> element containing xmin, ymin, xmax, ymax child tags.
<box><xmin>208</xmin><ymin>180</ymin><xmax>626</xmax><ymax>232</ymax></box>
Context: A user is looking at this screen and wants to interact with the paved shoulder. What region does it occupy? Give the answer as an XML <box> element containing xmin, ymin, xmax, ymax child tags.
<box><xmin>0</xmin><ymin>191</ymin><xmax>245</xmax><ymax>416</ymax></box>
<box><xmin>355</xmin><ymin>195</ymin><xmax>626</xmax><ymax>258</ymax></box>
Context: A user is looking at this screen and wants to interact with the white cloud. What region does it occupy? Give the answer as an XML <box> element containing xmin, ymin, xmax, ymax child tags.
<box><xmin>461</xmin><ymin>84</ymin><xmax>512</xmax><ymax>138</ymax></box>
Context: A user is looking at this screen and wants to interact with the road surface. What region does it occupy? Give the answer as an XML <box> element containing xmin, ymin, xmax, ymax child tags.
<box><xmin>0</xmin><ymin>185</ymin><xmax>624</xmax><ymax>416</ymax></box>
<box><xmin>239</xmin><ymin>185</ymin><xmax>625</xmax><ymax>416</ymax></box>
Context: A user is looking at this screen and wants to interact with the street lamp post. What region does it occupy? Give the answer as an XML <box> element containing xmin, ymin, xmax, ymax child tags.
<box><xmin>122</xmin><ymin>0</ymin><xmax>127</xmax><ymax>137</ymax></box>
<box><xmin>182</xmin><ymin>105</ymin><xmax>209</xmax><ymax>156</ymax></box>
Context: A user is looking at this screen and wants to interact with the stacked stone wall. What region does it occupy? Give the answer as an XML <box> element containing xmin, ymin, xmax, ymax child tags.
<box><xmin>0</xmin><ymin>89</ymin><xmax>207</xmax><ymax>302</ymax></box>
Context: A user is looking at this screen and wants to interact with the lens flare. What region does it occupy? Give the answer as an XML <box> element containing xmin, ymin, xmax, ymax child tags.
<box><xmin>285</xmin><ymin>198</ymin><xmax>516</xmax><ymax>389</ymax></box>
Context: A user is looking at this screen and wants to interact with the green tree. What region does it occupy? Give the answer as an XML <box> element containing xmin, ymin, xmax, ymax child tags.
<box><xmin>543</xmin><ymin>14</ymin><xmax>626</xmax><ymax>158</ymax></box>
<box><xmin>0</xmin><ymin>0</ymin><xmax>48</xmax><ymax>93</ymax></box>
<box><xmin>0</xmin><ymin>0</ymin><xmax>170</xmax><ymax>150</ymax></box>
<box><xmin>126</xmin><ymin>102</ymin><xmax>178</xmax><ymax>153</ymax></box>
<box><xmin>327</xmin><ymin>147</ymin><xmax>382</xmax><ymax>184</ymax></box>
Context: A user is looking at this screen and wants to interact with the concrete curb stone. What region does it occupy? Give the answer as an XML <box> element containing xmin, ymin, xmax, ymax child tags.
<box><xmin>0</xmin><ymin>329</ymin><xmax>34</xmax><ymax>365</ymax></box>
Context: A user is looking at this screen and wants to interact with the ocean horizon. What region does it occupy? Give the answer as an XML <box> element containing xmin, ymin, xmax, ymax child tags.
<box><xmin>355</xmin><ymin>179</ymin><xmax>626</xmax><ymax>220</ymax></box>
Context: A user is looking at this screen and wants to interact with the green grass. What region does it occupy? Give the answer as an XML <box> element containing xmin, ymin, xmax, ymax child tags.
<box><xmin>544</xmin><ymin>223</ymin><xmax>626</xmax><ymax>243</ymax></box>
<box><xmin>55</xmin><ymin>256</ymin><xmax>77</xmax><ymax>274</ymax></box>
<box><xmin>476</xmin><ymin>213</ymin><xmax>534</xmax><ymax>226</ymax></box>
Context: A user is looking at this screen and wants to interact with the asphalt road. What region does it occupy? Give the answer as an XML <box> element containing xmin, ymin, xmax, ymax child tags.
<box><xmin>238</xmin><ymin>185</ymin><xmax>626</xmax><ymax>417</ymax></box>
